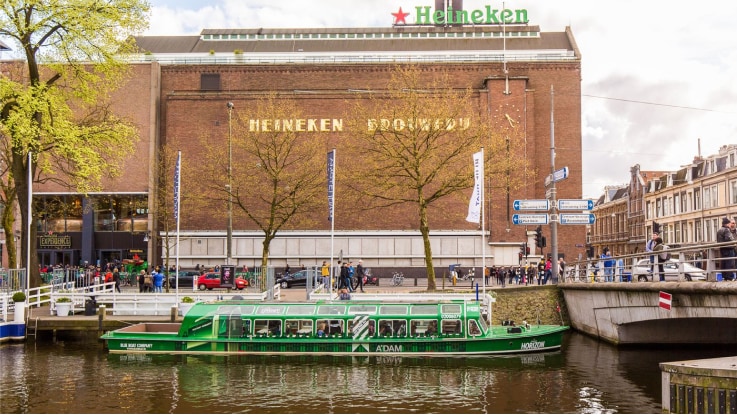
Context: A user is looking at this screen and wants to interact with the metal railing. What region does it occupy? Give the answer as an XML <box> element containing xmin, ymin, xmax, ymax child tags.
<box><xmin>563</xmin><ymin>241</ymin><xmax>736</xmax><ymax>284</ymax></box>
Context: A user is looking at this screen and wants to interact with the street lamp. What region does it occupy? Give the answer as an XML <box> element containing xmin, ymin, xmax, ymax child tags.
<box><xmin>226</xmin><ymin>102</ymin><xmax>234</xmax><ymax>265</ymax></box>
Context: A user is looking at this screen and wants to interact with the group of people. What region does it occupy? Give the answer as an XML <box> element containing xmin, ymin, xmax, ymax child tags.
<box><xmin>487</xmin><ymin>258</ymin><xmax>565</xmax><ymax>287</ymax></box>
<box><xmin>318</xmin><ymin>259</ymin><xmax>367</xmax><ymax>293</ymax></box>
<box><xmin>137</xmin><ymin>265</ymin><xmax>165</xmax><ymax>293</ymax></box>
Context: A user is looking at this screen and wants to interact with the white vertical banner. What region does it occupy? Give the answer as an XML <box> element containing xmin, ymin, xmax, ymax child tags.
<box><xmin>327</xmin><ymin>149</ymin><xmax>336</xmax><ymax>297</ymax></box>
<box><xmin>174</xmin><ymin>150</ymin><xmax>182</xmax><ymax>300</ymax></box>
<box><xmin>466</xmin><ymin>150</ymin><xmax>483</xmax><ymax>223</ymax></box>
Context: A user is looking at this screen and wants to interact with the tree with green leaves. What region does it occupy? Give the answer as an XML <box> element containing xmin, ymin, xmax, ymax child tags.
<box><xmin>0</xmin><ymin>0</ymin><xmax>149</xmax><ymax>287</ymax></box>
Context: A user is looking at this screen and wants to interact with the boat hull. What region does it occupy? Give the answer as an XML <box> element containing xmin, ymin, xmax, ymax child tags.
<box><xmin>102</xmin><ymin>324</ymin><xmax>567</xmax><ymax>356</ymax></box>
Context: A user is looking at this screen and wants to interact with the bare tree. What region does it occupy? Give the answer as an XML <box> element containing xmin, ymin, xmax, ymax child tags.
<box><xmin>343</xmin><ymin>66</ymin><xmax>531</xmax><ymax>290</ymax></box>
<box><xmin>192</xmin><ymin>95</ymin><xmax>325</xmax><ymax>287</ymax></box>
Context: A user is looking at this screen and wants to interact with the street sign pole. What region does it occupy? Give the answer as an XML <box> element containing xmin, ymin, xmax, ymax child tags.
<box><xmin>549</xmin><ymin>85</ymin><xmax>559</xmax><ymax>279</ymax></box>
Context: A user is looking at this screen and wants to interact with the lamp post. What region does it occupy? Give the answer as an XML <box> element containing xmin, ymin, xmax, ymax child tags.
<box><xmin>226</xmin><ymin>102</ymin><xmax>234</xmax><ymax>265</ymax></box>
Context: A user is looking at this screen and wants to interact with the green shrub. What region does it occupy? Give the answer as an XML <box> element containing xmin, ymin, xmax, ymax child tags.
<box><xmin>12</xmin><ymin>291</ymin><xmax>26</xmax><ymax>302</ymax></box>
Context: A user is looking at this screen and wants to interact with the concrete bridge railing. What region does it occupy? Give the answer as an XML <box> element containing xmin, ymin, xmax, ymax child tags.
<box><xmin>560</xmin><ymin>281</ymin><xmax>737</xmax><ymax>345</ymax></box>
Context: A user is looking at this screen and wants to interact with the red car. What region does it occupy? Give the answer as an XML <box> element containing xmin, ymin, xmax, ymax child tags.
<box><xmin>197</xmin><ymin>272</ymin><xmax>248</xmax><ymax>290</ymax></box>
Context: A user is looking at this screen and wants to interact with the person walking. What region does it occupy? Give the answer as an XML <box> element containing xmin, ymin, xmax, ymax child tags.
<box><xmin>651</xmin><ymin>237</ymin><xmax>667</xmax><ymax>281</ymax></box>
<box><xmin>543</xmin><ymin>256</ymin><xmax>552</xmax><ymax>285</ymax></box>
<box><xmin>601</xmin><ymin>248</ymin><xmax>614</xmax><ymax>282</ymax></box>
<box><xmin>645</xmin><ymin>225</ymin><xmax>660</xmax><ymax>277</ymax></box>
<box><xmin>355</xmin><ymin>260</ymin><xmax>366</xmax><ymax>293</ymax></box>
<box><xmin>716</xmin><ymin>217</ymin><xmax>736</xmax><ymax>281</ymax></box>
<box><xmin>321</xmin><ymin>261</ymin><xmax>330</xmax><ymax>290</ymax></box>
<box><xmin>138</xmin><ymin>269</ymin><xmax>146</xmax><ymax>293</ymax></box>
<box><xmin>153</xmin><ymin>268</ymin><xmax>164</xmax><ymax>293</ymax></box>
<box><xmin>113</xmin><ymin>267</ymin><xmax>121</xmax><ymax>293</ymax></box>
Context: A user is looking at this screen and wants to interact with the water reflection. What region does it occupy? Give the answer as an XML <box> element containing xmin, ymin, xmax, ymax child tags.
<box><xmin>1</xmin><ymin>333</ymin><xmax>734</xmax><ymax>413</ymax></box>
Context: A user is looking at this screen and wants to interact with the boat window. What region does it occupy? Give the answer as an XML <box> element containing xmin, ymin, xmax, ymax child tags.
<box><xmin>217</xmin><ymin>305</ymin><xmax>250</xmax><ymax>315</ymax></box>
<box><xmin>410</xmin><ymin>305</ymin><xmax>436</xmax><ymax>315</ymax></box>
<box><xmin>441</xmin><ymin>319</ymin><xmax>462</xmax><ymax>335</ymax></box>
<box><xmin>286</xmin><ymin>305</ymin><xmax>315</xmax><ymax>315</ymax></box>
<box><xmin>477</xmin><ymin>316</ymin><xmax>489</xmax><ymax>332</ymax></box>
<box><xmin>348</xmin><ymin>304</ymin><xmax>377</xmax><ymax>314</ymax></box>
<box><xmin>410</xmin><ymin>319</ymin><xmax>436</xmax><ymax>336</ymax></box>
<box><xmin>379</xmin><ymin>305</ymin><xmax>408</xmax><ymax>315</ymax></box>
<box><xmin>378</xmin><ymin>319</ymin><xmax>407</xmax><ymax>337</ymax></box>
<box><xmin>284</xmin><ymin>319</ymin><xmax>313</xmax><ymax>336</ymax></box>
<box><xmin>347</xmin><ymin>318</ymin><xmax>375</xmax><ymax>337</ymax></box>
<box><xmin>254</xmin><ymin>319</ymin><xmax>282</xmax><ymax>336</ymax></box>
<box><xmin>441</xmin><ymin>304</ymin><xmax>462</xmax><ymax>315</ymax></box>
<box><xmin>316</xmin><ymin>319</ymin><xmax>344</xmax><ymax>336</ymax></box>
<box><xmin>317</xmin><ymin>305</ymin><xmax>345</xmax><ymax>315</ymax></box>
<box><xmin>256</xmin><ymin>305</ymin><xmax>286</xmax><ymax>315</ymax></box>
<box><xmin>468</xmin><ymin>320</ymin><xmax>482</xmax><ymax>337</ymax></box>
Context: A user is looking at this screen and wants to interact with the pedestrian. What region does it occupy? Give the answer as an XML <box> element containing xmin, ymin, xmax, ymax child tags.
<box><xmin>651</xmin><ymin>237</ymin><xmax>667</xmax><ymax>281</ymax></box>
<box><xmin>716</xmin><ymin>217</ymin><xmax>736</xmax><ymax>281</ymax></box>
<box><xmin>138</xmin><ymin>269</ymin><xmax>146</xmax><ymax>293</ymax></box>
<box><xmin>144</xmin><ymin>270</ymin><xmax>154</xmax><ymax>292</ymax></box>
<box><xmin>153</xmin><ymin>268</ymin><xmax>164</xmax><ymax>293</ymax></box>
<box><xmin>113</xmin><ymin>267</ymin><xmax>121</xmax><ymax>293</ymax></box>
<box><xmin>321</xmin><ymin>261</ymin><xmax>330</xmax><ymax>290</ymax></box>
<box><xmin>339</xmin><ymin>262</ymin><xmax>349</xmax><ymax>290</ymax></box>
<box><xmin>558</xmin><ymin>258</ymin><xmax>566</xmax><ymax>283</ymax></box>
<box><xmin>356</xmin><ymin>260</ymin><xmax>365</xmax><ymax>293</ymax></box>
<box><xmin>601</xmin><ymin>248</ymin><xmax>614</xmax><ymax>282</ymax></box>
<box><xmin>544</xmin><ymin>256</ymin><xmax>553</xmax><ymax>284</ymax></box>
<box><xmin>645</xmin><ymin>225</ymin><xmax>660</xmax><ymax>277</ymax></box>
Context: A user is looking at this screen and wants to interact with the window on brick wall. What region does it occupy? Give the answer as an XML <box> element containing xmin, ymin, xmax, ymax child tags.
<box><xmin>201</xmin><ymin>73</ymin><xmax>221</xmax><ymax>91</ymax></box>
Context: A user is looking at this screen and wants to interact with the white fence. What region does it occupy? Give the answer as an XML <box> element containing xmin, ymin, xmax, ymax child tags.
<box><xmin>47</xmin><ymin>284</ymin><xmax>282</xmax><ymax>316</ymax></box>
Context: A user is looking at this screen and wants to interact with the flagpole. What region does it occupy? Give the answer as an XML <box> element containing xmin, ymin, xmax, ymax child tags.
<box><xmin>27</xmin><ymin>151</ymin><xmax>32</xmax><ymax>294</ymax></box>
<box><xmin>328</xmin><ymin>149</ymin><xmax>336</xmax><ymax>297</ymax></box>
<box><xmin>481</xmin><ymin>147</ymin><xmax>486</xmax><ymax>296</ymax></box>
<box><xmin>174</xmin><ymin>150</ymin><xmax>182</xmax><ymax>302</ymax></box>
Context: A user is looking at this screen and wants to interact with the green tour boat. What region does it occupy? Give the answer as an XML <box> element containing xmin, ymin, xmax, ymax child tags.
<box><xmin>101</xmin><ymin>299</ymin><xmax>568</xmax><ymax>356</ymax></box>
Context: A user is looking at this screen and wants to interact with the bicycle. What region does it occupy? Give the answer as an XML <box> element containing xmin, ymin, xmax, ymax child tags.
<box><xmin>391</xmin><ymin>272</ymin><xmax>404</xmax><ymax>286</ymax></box>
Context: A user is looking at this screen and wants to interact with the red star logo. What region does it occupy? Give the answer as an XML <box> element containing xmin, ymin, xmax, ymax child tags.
<box><xmin>392</xmin><ymin>7</ymin><xmax>410</xmax><ymax>25</ymax></box>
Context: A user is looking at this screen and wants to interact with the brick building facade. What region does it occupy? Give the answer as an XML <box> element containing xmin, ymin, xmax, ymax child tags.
<box><xmin>26</xmin><ymin>20</ymin><xmax>585</xmax><ymax>274</ymax></box>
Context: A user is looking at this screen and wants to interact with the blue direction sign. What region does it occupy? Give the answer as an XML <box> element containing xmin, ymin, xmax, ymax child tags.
<box><xmin>513</xmin><ymin>199</ymin><xmax>550</xmax><ymax>211</ymax></box>
<box><xmin>545</xmin><ymin>166</ymin><xmax>569</xmax><ymax>186</ymax></box>
<box><xmin>559</xmin><ymin>213</ymin><xmax>596</xmax><ymax>225</ymax></box>
<box><xmin>512</xmin><ymin>214</ymin><xmax>549</xmax><ymax>225</ymax></box>
<box><xmin>558</xmin><ymin>199</ymin><xmax>594</xmax><ymax>211</ymax></box>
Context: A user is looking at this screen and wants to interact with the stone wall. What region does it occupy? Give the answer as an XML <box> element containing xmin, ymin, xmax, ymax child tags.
<box><xmin>490</xmin><ymin>285</ymin><xmax>566</xmax><ymax>326</ymax></box>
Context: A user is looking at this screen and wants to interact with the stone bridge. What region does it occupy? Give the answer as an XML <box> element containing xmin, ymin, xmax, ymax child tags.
<box><xmin>560</xmin><ymin>282</ymin><xmax>737</xmax><ymax>345</ymax></box>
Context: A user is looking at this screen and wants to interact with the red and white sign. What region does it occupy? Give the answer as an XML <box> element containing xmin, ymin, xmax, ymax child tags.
<box><xmin>659</xmin><ymin>291</ymin><xmax>672</xmax><ymax>310</ymax></box>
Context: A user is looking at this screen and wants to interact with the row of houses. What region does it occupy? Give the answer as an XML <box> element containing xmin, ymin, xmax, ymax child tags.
<box><xmin>589</xmin><ymin>144</ymin><xmax>737</xmax><ymax>258</ymax></box>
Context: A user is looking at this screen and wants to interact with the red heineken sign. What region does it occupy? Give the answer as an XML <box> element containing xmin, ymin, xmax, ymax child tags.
<box><xmin>392</xmin><ymin>4</ymin><xmax>529</xmax><ymax>25</ymax></box>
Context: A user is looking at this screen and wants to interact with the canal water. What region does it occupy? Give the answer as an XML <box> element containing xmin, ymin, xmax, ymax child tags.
<box><xmin>1</xmin><ymin>332</ymin><xmax>734</xmax><ymax>414</ymax></box>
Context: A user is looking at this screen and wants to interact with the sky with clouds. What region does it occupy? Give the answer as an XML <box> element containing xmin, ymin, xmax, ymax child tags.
<box><xmin>146</xmin><ymin>0</ymin><xmax>737</xmax><ymax>199</ymax></box>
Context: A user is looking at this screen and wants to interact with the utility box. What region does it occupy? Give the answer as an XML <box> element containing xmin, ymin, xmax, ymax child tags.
<box><xmin>84</xmin><ymin>297</ymin><xmax>97</xmax><ymax>316</ymax></box>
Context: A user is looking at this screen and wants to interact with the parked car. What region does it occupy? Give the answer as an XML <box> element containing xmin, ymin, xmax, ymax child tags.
<box><xmin>631</xmin><ymin>258</ymin><xmax>706</xmax><ymax>282</ymax></box>
<box><xmin>276</xmin><ymin>270</ymin><xmax>312</xmax><ymax>288</ymax></box>
<box><xmin>168</xmin><ymin>270</ymin><xmax>202</xmax><ymax>289</ymax></box>
<box><xmin>197</xmin><ymin>272</ymin><xmax>249</xmax><ymax>290</ymax></box>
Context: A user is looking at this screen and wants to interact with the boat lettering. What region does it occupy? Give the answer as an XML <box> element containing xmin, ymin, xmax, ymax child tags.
<box><xmin>466</xmin><ymin>306</ymin><xmax>479</xmax><ymax>312</ymax></box>
<box><xmin>375</xmin><ymin>344</ymin><xmax>402</xmax><ymax>353</ymax></box>
<box><xmin>520</xmin><ymin>340</ymin><xmax>545</xmax><ymax>350</ymax></box>
<box><xmin>441</xmin><ymin>314</ymin><xmax>460</xmax><ymax>319</ymax></box>
<box><xmin>121</xmin><ymin>343</ymin><xmax>152</xmax><ymax>350</ymax></box>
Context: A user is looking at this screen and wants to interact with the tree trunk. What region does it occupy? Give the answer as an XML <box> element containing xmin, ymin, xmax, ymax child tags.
<box><xmin>2</xmin><ymin>191</ymin><xmax>17</xmax><ymax>268</ymax></box>
<box><xmin>11</xmin><ymin>151</ymin><xmax>40</xmax><ymax>288</ymax></box>
<box><xmin>260</xmin><ymin>235</ymin><xmax>274</xmax><ymax>289</ymax></box>
<box><xmin>419</xmin><ymin>202</ymin><xmax>436</xmax><ymax>290</ymax></box>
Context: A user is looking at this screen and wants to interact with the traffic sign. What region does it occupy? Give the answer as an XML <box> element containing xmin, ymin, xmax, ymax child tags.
<box><xmin>512</xmin><ymin>214</ymin><xmax>549</xmax><ymax>225</ymax></box>
<box><xmin>513</xmin><ymin>199</ymin><xmax>550</xmax><ymax>211</ymax></box>
<box><xmin>558</xmin><ymin>199</ymin><xmax>594</xmax><ymax>211</ymax></box>
<box><xmin>559</xmin><ymin>213</ymin><xmax>596</xmax><ymax>225</ymax></box>
<box><xmin>544</xmin><ymin>166</ymin><xmax>569</xmax><ymax>186</ymax></box>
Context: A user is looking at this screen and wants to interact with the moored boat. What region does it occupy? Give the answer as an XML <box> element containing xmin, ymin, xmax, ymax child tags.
<box><xmin>101</xmin><ymin>299</ymin><xmax>568</xmax><ymax>356</ymax></box>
